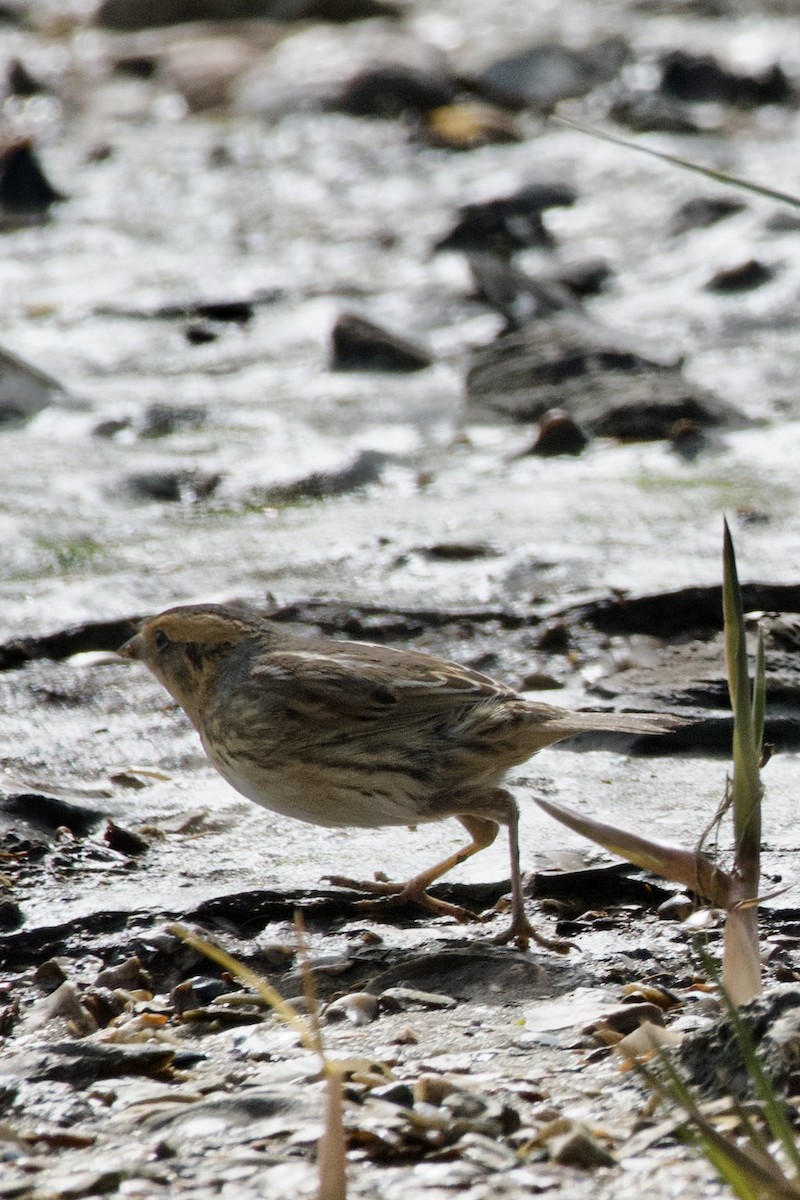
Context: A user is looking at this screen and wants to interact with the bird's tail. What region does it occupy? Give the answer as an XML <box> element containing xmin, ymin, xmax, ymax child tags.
<box><xmin>537</xmin><ymin>709</ymin><xmax>688</xmax><ymax>744</ymax></box>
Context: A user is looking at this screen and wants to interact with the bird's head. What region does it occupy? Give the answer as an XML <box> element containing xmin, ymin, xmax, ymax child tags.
<box><xmin>118</xmin><ymin>604</ymin><xmax>262</xmax><ymax>724</ymax></box>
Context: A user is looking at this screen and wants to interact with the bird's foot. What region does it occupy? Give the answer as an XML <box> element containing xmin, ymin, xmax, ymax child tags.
<box><xmin>487</xmin><ymin>896</ymin><xmax>574</xmax><ymax>954</ymax></box>
<box><xmin>324</xmin><ymin>874</ymin><xmax>480</xmax><ymax>923</ymax></box>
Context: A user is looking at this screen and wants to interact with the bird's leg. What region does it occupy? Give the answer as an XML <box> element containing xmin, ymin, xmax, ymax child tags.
<box><xmin>326</xmin><ymin>815</ymin><xmax>500</xmax><ymax>923</ymax></box>
<box><xmin>485</xmin><ymin>792</ymin><xmax>572</xmax><ymax>954</ymax></box>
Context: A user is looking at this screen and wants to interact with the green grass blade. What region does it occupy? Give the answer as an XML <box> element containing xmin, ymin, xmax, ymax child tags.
<box><xmin>723</xmin><ymin>520</ymin><xmax>762</xmax><ymax>903</ymax></box>
<box><xmin>752</xmin><ymin>627</ymin><xmax>766</xmax><ymax>757</ymax></box>
<box><xmin>704</xmin><ymin>951</ymin><xmax>800</xmax><ymax>1175</ymax></box>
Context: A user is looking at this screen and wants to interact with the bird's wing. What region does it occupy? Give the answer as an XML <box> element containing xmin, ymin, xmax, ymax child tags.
<box><xmin>250</xmin><ymin>644</ymin><xmax>512</xmax><ymax>721</ymax></box>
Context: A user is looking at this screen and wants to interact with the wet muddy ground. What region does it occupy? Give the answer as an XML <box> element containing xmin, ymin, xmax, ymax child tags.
<box><xmin>3</xmin><ymin>0</ymin><xmax>800</xmax><ymax>1196</ymax></box>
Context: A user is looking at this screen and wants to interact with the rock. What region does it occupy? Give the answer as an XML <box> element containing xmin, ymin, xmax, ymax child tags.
<box><xmin>324</xmin><ymin>991</ymin><xmax>380</xmax><ymax>1024</ymax></box>
<box><xmin>140</xmin><ymin>1088</ymin><xmax>312</xmax><ymax>1136</ymax></box>
<box><xmin>671</xmin><ymin>196</ymin><xmax>746</xmax><ymax>236</ymax></box>
<box><xmin>0</xmin><ymin>898</ymin><xmax>22</xmax><ymax>931</ymax></box>
<box><xmin>0</xmin><ymin>615</ymin><xmax>140</xmax><ymax>669</ymax></box>
<box><xmin>337</xmin><ymin>64</ymin><xmax>456</xmax><ymax>116</ymax></box>
<box><xmin>468</xmin><ymin>253</ymin><xmax>580</xmax><ymax>330</ymax></box>
<box><xmin>33</xmin><ymin>959</ymin><xmax>70</xmax><ymax>994</ymax></box>
<box><xmin>103</xmin><ymin>820</ymin><xmax>150</xmax><ymax>856</ymax></box>
<box><xmin>0</xmin><ymin>793</ymin><xmax>108</xmax><ymax>839</ymax></box>
<box><xmin>331</xmin><ymin>313</ymin><xmax>432</xmax><ymax>372</ymax></box>
<box><xmin>378</xmin><ymin>986</ymin><xmax>457</xmax><ymax>1011</ymax></box>
<box><xmin>261</xmin><ymin>449</ymin><xmax>389</xmax><ymax>503</ymax></box>
<box><xmin>476</xmin><ymin>38</ymin><xmax>629</xmax><ymax>108</ymax></box>
<box><xmin>158</xmin><ymin>34</ymin><xmax>261</xmax><ymax>111</ymax></box>
<box><xmin>233</xmin><ymin>23</ymin><xmax>451</xmax><ymax>120</ymax></box>
<box><xmin>607</xmin><ymin>88</ymin><xmax>700</xmax><ymax>134</ymax></box>
<box><xmin>657</xmin><ymin>894</ymin><xmax>693</xmax><ymax>921</ymax></box>
<box><xmin>660</xmin><ymin>50</ymin><xmax>794</xmax><ymax>107</ymax></box>
<box><xmin>680</xmin><ymin>987</ymin><xmax>800</xmax><ymax>1099</ymax></box>
<box><xmin>184</xmin><ymin>320</ymin><xmax>218</xmax><ymax>344</ymax></box>
<box><xmin>669</xmin><ymin>417</ymin><xmax>714</xmax><ymax>461</ymax></box>
<box><xmin>705</xmin><ymin>259</ymin><xmax>775</xmax><ymax>292</ymax></box>
<box><xmin>582</xmin><ymin>610</ymin><xmax>800</xmax><ymax>750</ymax></box>
<box><xmin>0</xmin><ymin>345</ymin><xmax>67</xmax><ymax>425</ymax></box>
<box><xmin>524</xmin><ymin>410</ymin><xmax>589</xmax><ymax>457</ymax></box>
<box><xmin>97</xmin><ymin>0</ymin><xmax>397</xmax><ymax>32</ymax></box>
<box><xmin>419</xmin><ymin>102</ymin><xmax>519</xmax><ymax>150</ymax></box>
<box><xmin>592</xmin><ymin>1002</ymin><xmax>665</xmax><ymax>1035</ymax></box>
<box><xmin>125</xmin><ymin>470</ymin><xmax>221</xmax><ymax>502</ymax></box>
<box><xmin>32</xmin><ymin>1040</ymin><xmax>175</xmax><ymax>1084</ymax></box>
<box><xmin>366</xmin><ymin>946</ymin><xmax>555</xmax><ymax>1002</ymax></box>
<box><xmin>554</xmin><ymin>258</ymin><xmax>612</xmax><ymax>298</ymax></box>
<box><xmin>465</xmin><ymin>315</ymin><xmax>744</xmax><ymax>439</ymax></box>
<box><xmin>138</xmin><ymin>402</ymin><xmax>207</xmax><ymax>438</ymax></box>
<box><xmin>8</xmin><ymin>58</ymin><xmax>46</xmax><ymax>96</ymax></box>
<box><xmin>435</xmin><ymin>182</ymin><xmax>576</xmax><ymax>254</ymax></box>
<box><xmin>0</xmin><ymin>139</ymin><xmax>66</xmax><ymax>223</ymax></box>
<box><xmin>415</xmin><ymin>541</ymin><xmax>497</xmax><ymax>561</ymax></box>
<box><xmin>549</xmin><ymin>1124</ymin><xmax>616</xmax><ymax>1168</ymax></box>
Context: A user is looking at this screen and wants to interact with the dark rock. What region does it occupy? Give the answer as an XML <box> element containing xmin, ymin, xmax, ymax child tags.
<box><xmin>103</xmin><ymin>820</ymin><xmax>150</xmax><ymax>856</ymax></box>
<box><xmin>465</xmin><ymin>315</ymin><xmax>744</xmax><ymax>439</ymax></box>
<box><xmin>0</xmin><ymin>793</ymin><xmax>108</xmax><ymax>839</ymax></box>
<box><xmin>671</xmin><ymin>195</ymin><xmax>746</xmax><ymax>236</ymax></box>
<box><xmin>765</xmin><ymin>210</ymin><xmax>800</xmax><ymax>234</ymax></box>
<box><xmin>365</xmin><ymin>947</ymin><xmax>560</xmax><ymax>1002</ymax></box>
<box><xmin>533</xmin><ymin>863</ymin><xmax>673</xmax><ymax>910</ymax></box>
<box><xmin>554</xmin><ymin>257</ymin><xmax>612</xmax><ymax>298</ymax></box>
<box><xmin>550</xmin><ymin>1125</ymin><xmax>616</xmax><ymax>1168</ymax></box>
<box><xmin>142</xmin><ymin>298</ymin><xmax>255</xmax><ymax>322</ymax></box>
<box><xmin>93</xmin><ymin>416</ymin><xmax>131</xmax><ymax>438</ymax></box>
<box><xmin>371</xmin><ymin>1082</ymin><xmax>414</xmax><ymax>1107</ymax></box>
<box><xmin>416</xmin><ymin>542</ymin><xmax>497</xmax><ymax>561</ymax></box>
<box><xmin>113</xmin><ymin>53</ymin><xmax>158</xmax><ymax>79</ymax></box>
<box><xmin>584</xmin><ymin>618</ymin><xmax>800</xmax><ymax>749</ymax></box>
<box><xmin>35</xmin><ymin>1040</ymin><xmax>175</xmax><ymax>1084</ymax></box>
<box><xmin>263</xmin><ymin>449</ymin><xmax>389</xmax><ymax>502</ymax></box>
<box><xmin>141</xmin><ymin>1089</ymin><xmax>309</xmax><ymax>1136</ymax></box>
<box><xmin>525</xmin><ymin>410</ymin><xmax>589</xmax><ymax>457</ymax></box>
<box><xmin>435</xmin><ymin>182</ymin><xmax>576</xmax><ymax>254</ymax></box>
<box><xmin>234</xmin><ymin>24</ymin><xmax>446</xmax><ymax>120</ymax></box>
<box><xmin>680</xmin><ymin>988</ymin><xmax>800</xmax><ymax>1098</ymax></box>
<box><xmin>139</xmin><ymin>402</ymin><xmax>207</xmax><ymax>438</ymax></box>
<box><xmin>705</xmin><ymin>259</ymin><xmax>775</xmax><ymax>292</ymax></box>
<box><xmin>192</xmin><ymin>299</ymin><xmax>253</xmax><ymax>322</ymax></box>
<box><xmin>8</xmin><ymin>59</ymin><xmax>45</xmax><ymax>96</ymax></box>
<box><xmin>33</xmin><ymin>958</ymin><xmax>70</xmax><ymax>993</ymax></box>
<box><xmin>660</xmin><ymin>50</ymin><xmax>794</xmax><ymax>107</ymax></box>
<box><xmin>125</xmin><ymin>470</ymin><xmax>221</xmax><ymax>502</ymax></box>
<box><xmin>468</xmin><ymin>253</ymin><xmax>580</xmax><ymax>330</ymax></box>
<box><xmin>97</xmin><ymin>0</ymin><xmax>397</xmax><ymax>31</ymax></box>
<box><xmin>0</xmin><ymin>898</ymin><xmax>22</xmax><ymax>930</ymax></box>
<box><xmin>608</xmin><ymin>88</ymin><xmax>701</xmax><ymax>134</ymax></box>
<box><xmin>476</xmin><ymin>38</ymin><xmax>629</xmax><ymax>108</ymax></box>
<box><xmin>331</xmin><ymin>313</ymin><xmax>432</xmax><ymax>372</ymax></box>
<box><xmin>569</xmin><ymin>582</ymin><xmax>800</xmax><ymax>638</ymax></box>
<box><xmin>337</xmin><ymin>64</ymin><xmax>456</xmax><ymax>117</ymax></box>
<box><xmin>0</xmin><ymin>615</ymin><xmax>141</xmax><ymax>670</ymax></box>
<box><xmin>0</xmin><ymin>345</ymin><xmax>66</xmax><ymax>425</ymax></box>
<box><xmin>669</xmin><ymin>417</ymin><xmax>714</xmax><ymax>461</ymax></box>
<box><xmin>0</xmin><ymin>139</ymin><xmax>65</xmax><ymax>217</ymax></box>
<box><xmin>184</xmin><ymin>320</ymin><xmax>218</xmax><ymax>344</ymax></box>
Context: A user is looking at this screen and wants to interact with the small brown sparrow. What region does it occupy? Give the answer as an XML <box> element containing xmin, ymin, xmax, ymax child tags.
<box><xmin>119</xmin><ymin>603</ymin><xmax>684</xmax><ymax>950</ymax></box>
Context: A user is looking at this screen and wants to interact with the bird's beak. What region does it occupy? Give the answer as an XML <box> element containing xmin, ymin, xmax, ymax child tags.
<box><xmin>118</xmin><ymin>632</ymin><xmax>144</xmax><ymax>661</ymax></box>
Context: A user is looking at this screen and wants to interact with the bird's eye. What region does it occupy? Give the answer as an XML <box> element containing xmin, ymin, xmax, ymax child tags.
<box><xmin>153</xmin><ymin>629</ymin><xmax>170</xmax><ymax>652</ymax></box>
